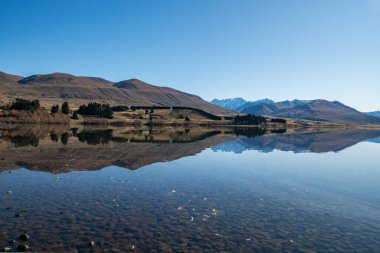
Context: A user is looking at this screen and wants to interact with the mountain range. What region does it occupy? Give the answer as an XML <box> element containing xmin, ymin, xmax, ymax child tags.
<box><xmin>366</xmin><ymin>111</ymin><xmax>380</xmax><ymax>118</ymax></box>
<box><xmin>0</xmin><ymin>71</ymin><xmax>231</xmax><ymax>115</ymax></box>
<box><xmin>212</xmin><ymin>98</ymin><xmax>380</xmax><ymax>125</ymax></box>
<box><xmin>210</xmin><ymin>97</ymin><xmax>248</xmax><ymax>110</ymax></box>
<box><xmin>212</xmin><ymin>129</ymin><xmax>380</xmax><ymax>153</ymax></box>
<box><xmin>1</xmin><ymin>70</ymin><xmax>379</xmax><ymax>124</ymax></box>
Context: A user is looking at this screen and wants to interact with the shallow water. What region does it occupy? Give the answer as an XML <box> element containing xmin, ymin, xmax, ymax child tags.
<box><xmin>1</xmin><ymin>127</ymin><xmax>380</xmax><ymax>252</ymax></box>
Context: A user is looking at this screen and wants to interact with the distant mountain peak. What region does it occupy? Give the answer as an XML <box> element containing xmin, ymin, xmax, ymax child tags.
<box><xmin>211</xmin><ymin>97</ymin><xmax>246</xmax><ymax>103</ymax></box>
<box><xmin>366</xmin><ymin>111</ymin><xmax>380</xmax><ymax>118</ymax></box>
<box><xmin>211</xmin><ymin>97</ymin><xmax>247</xmax><ymax>110</ymax></box>
<box><xmin>214</xmin><ymin>97</ymin><xmax>380</xmax><ymax>124</ymax></box>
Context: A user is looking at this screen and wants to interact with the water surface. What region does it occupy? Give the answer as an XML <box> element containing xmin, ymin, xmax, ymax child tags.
<box><xmin>1</xmin><ymin>126</ymin><xmax>380</xmax><ymax>252</ymax></box>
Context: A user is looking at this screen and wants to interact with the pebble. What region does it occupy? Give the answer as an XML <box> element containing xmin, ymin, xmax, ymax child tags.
<box><xmin>17</xmin><ymin>244</ymin><xmax>29</xmax><ymax>251</ymax></box>
<box><xmin>19</xmin><ymin>234</ymin><xmax>30</xmax><ymax>241</ymax></box>
<box><xmin>126</xmin><ymin>244</ymin><xmax>136</xmax><ymax>250</ymax></box>
<box><xmin>159</xmin><ymin>242</ymin><xmax>172</xmax><ymax>252</ymax></box>
<box><xmin>0</xmin><ymin>230</ymin><xmax>5</xmax><ymax>236</ymax></box>
<box><xmin>9</xmin><ymin>240</ymin><xmax>16</xmax><ymax>244</ymax></box>
<box><xmin>88</xmin><ymin>240</ymin><xmax>95</xmax><ymax>247</ymax></box>
<box><xmin>0</xmin><ymin>247</ymin><xmax>12</xmax><ymax>252</ymax></box>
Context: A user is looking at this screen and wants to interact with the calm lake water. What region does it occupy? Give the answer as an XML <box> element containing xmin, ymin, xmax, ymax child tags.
<box><xmin>1</xmin><ymin>126</ymin><xmax>380</xmax><ymax>252</ymax></box>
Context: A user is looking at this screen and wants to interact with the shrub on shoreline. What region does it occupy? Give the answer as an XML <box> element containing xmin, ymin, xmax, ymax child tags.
<box><xmin>10</xmin><ymin>98</ymin><xmax>40</xmax><ymax>112</ymax></box>
<box><xmin>78</xmin><ymin>102</ymin><xmax>113</xmax><ymax>119</ymax></box>
<box><xmin>0</xmin><ymin>109</ymin><xmax>69</xmax><ymax>124</ymax></box>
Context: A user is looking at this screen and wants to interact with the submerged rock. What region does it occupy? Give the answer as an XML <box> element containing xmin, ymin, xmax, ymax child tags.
<box><xmin>19</xmin><ymin>234</ymin><xmax>30</xmax><ymax>241</ymax></box>
<box><xmin>17</xmin><ymin>244</ymin><xmax>29</xmax><ymax>251</ymax></box>
<box><xmin>0</xmin><ymin>247</ymin><xmax>12</xmax><ymax>252</ymax></box>
<box><xmin>159</xmin><ymin>242</ymin><xmax>172</xmax><ymax>252</ymax></box>
<box><xmin>127</xmin><ymin>244</ymin><xmax>136</xmax><ymax>250</ymax></box>
<box><xmin>88</xmin><ymin>240</ymin><xmax>95</xmax><ymax>247</ymax></box>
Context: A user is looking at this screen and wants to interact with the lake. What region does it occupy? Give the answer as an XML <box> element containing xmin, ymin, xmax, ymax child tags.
<box><xmin>1</xmin><ymin>126</ymin><xmax>380</xmax><ymax>252</ymax></box>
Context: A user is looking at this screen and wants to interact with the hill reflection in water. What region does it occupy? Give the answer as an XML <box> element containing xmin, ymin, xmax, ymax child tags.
<box><xmin>0</xmin><ymin>125</ymin><xmax>379</xmax><ymax>173</ymax></box>
<box><xmin>213</xmin><ymin>129</ymin><xmax>380</xmax><ymax>154</ymax></box>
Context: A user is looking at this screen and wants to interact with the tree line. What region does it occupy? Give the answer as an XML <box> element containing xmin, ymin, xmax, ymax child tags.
<box><xmin>10</xmin><ymin>98</ymin><xmax>41</xmax><ymax>112</ymax></box>
<box><xmin>50</xmin><ymin>102</ymin><xmax>69</xmax><ymax>115</ymax></box>
<box><xmin>234</xmin><ymin>114</ymin><xmax>267</xmax><ymax>125</ymax></box>
<box><xmin>5</xmin><ymin>99</ymin><xmax>286</xmax><ymax>124</ymax></box>
<box><xmin>78</xmin><ymin>102</ymin><xmax>113</xmax><ymax>119</ymax></box>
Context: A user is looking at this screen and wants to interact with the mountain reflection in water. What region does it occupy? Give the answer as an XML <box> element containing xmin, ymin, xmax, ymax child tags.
<box><xmin>213</xmin><ymin>129</ymin><xmax>380</xmax><ymax>153</ymax></box>
<box><xmin>0</xmin><ymin>125</ymin><xmax>380</xmax><ymax>173</ymax></box>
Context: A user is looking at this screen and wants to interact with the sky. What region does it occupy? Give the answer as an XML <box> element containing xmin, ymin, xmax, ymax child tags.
<box><xmin>0</xmin><ymin>0</ymin><xmax>379</xmax><ymax>111</ymax></box>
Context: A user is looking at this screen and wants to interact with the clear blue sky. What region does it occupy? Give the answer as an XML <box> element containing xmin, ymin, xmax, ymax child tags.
<box><xmin>1</xmin><ymin>0</ymin><xmax>379</xmax><ymax>111</ymax></box>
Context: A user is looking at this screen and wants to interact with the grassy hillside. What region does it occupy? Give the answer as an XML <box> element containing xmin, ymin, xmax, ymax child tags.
<box><xmin>0</xmin><ymin>71</ymin><xmax>233</xmax><ymax>116</ymax></box>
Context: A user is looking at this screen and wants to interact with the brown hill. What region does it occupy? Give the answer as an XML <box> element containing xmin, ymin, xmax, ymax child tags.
<box><xmin>0</xmin><ymin>71</ymin><xmax>23</xmax><ymax>83</ymax></box>
<box><xmin>229</xmin><ymin>129</ymin><xmax>380</xmax><ymax>153</ymax></box>
<box><xmin>0</xmin><ymin>71</ymin><xmax>232</xmax><ymax>115</ymax></box>
<box><xmin>273</xmin><ymin>100</ymin><xmax>380</xmax><ymax>124</ymax></box>
<box><xmin>242</xmin><ymin>99</ymin><xmax>380</xmax><ymax>125</ymax></box>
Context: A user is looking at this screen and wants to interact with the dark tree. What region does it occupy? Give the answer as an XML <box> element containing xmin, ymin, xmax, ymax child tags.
<box><xmin>50</xmin><ymin>133</ymin><xmax>59</xmax><ymax>142</ymax></box>
<box><xmin>10</xmin><ymin>98</ymin><xmax>40</xmax><ymax>112</ymax></box>
<box><xmin>271</xmin><ymin>118</ymin><xmax>287</xmax><ymax>124</ymax></box>
<box><xmin>71</xmin><ymin>128</ymin><xmax>79</xmax><ymax>137</ymax></box>
<box><xmin>51</xmin><ymin>105</ymin><xmax>59</xmax><ymax>114</ymax></box>
<box><xmin>77</xmin><ymin>102</ymin><xmax>113</xmax><ymax>119</ymax></box>
<box><xmin>234</xmin><ymin>128</ymin><xmax>267</xmax><ymax>138</ymax></box>
<box><xmin>72</xmin><ymin>110</ymin><xmax>79</xmax><ymax>120</ymax></box>
<box><xmin>270</xmin><ymin>129</ymin><xmax>287</xmax><ymax>134</ymax></box>
<box><xmin>234</xmin><ymin>114</ymin><xmax>267</xmax><ymax>125</ymax></box>
<box><xmin>10</xmin><ymin>134</ymin><xmax>39</xmax><ymax>147</ymax></box>
<box><xmin>60</xmin><ymin>132</ymin><xmax>69</xmax><ymax>145</ymax></box>
<box><xmin>77</xmin><ymin>129</ymin><xmax>113</xmax><ymax>145</ymax></box>
<box><xmin>61</xmin><ymin>102</ymin><xmax>69</xmax><ymax>115</ymax></box>
<box><xmin>101</xmin><ymin>104</ymin><xmax>113</xmax><ymax>119</ymax></box>
<box><xmin>111</xmin><ymin>105</ymin><xmax>129</xmax><ymax>112</ymax></box>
